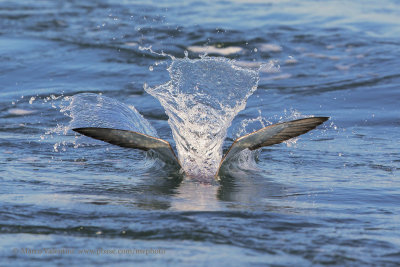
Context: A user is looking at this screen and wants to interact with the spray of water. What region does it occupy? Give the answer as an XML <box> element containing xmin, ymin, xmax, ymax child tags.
<box><xmin>39</xmin><ymin>56</ymin><xmax>295</xmax><ymax>179</ymax></box>
<box><xmin>61</xmin><ymin>93</ymin><xmax>157</xmax><ymax>137</ymax></box>
<box><xmin>43</xmin><ymin>93</ymin><xmax>158</xmax><ymax>154</ymax></box>
<box><xmin>145</xmin><ymin>57</ymin><xmax>259</xmax><ymax>178</ymax></box>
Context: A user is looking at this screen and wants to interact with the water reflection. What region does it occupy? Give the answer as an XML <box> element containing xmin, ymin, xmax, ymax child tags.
<box><xmin>129</xmin><ymin>166</ymin><xmax>291</xmax><ymax>212</ymax></box>
<box><xmin>45</xmin><ymin>145</ymin><xmax>295</xmax><ymax>213</ymax></box>
<box><xmin>169</xmin><ymin>180</ymin><xmax>222</xmax><ymax>211</ymax></box>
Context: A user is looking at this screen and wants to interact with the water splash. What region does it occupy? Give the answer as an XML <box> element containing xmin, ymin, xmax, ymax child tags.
<box><xmin>43</xmin><ymin>93</ymin><xmax>157</xmax><ymax>153</ymax></box>
<box><xmin>145</xmin><ymin>57</ymin><xmax>259</xmax><ymax>178</ymax></box>
<box><xmin>36</xmin><ymin>56</ymin><xmax>328</xmax><ymax>180</ymax></box>
<box><xmin>61</xmin><ymin>93</ymin><xmax>157</xmax><ymax>137</ymax></box>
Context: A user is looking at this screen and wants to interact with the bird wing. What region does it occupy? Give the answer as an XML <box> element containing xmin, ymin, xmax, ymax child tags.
<box><xmin>72</xmin><ymin>127</ymin><xmax>181</xmax><ymax>167</ymax></box>
<box><xmin>216</xmin><ymin>117</ymin><xmax>329</xmax><ymax>176</ymax></box>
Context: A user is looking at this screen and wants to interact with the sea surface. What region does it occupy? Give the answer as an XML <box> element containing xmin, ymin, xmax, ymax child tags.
<box><xmin>1</xmin><ymin>0</ymin><xmax>399</xmax><ymax>266</ymax></box>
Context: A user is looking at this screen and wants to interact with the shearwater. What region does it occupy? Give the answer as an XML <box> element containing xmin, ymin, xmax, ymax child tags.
<box><xmin>71</xmin><ymin>56</ymin><xmax>329</xmax><ymax>180</ymax></box>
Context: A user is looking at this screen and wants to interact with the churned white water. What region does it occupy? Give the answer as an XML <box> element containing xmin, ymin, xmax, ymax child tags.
<box><xmin>145</xmin><ymin>57</ymin><xmax>259</xmax><ymax>178</ymax></box>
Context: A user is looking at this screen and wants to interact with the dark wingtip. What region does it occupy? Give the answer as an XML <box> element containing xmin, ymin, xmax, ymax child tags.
<box><xmin>316</xmin><ymin>116</ymin><xmax>330</xmax><ymax>124</ymax></box>
<box><xmin>72</xmin><ymin>128</ymin><xmax>86</xmax><ymax>134</ymax></box>
<box><xmin>72</xmin><ymin>127</ymin><xmax>101</xmax><ymax>136</ymax></box>
<box><xmin>319</xmin><ymin>116</ymin><xmax>330</xmax><ymax>121</ymax></box>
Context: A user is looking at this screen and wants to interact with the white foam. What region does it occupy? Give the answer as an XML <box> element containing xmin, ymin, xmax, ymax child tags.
<box><xmin>8</xmin><ymin>108</ymin><xmax>36</xmax><ymax>115</ymax></box>
<box><xmin>187</xmin><ymin>45</ymin><xmax>243</xmax><ymax>56</ymax></box>
<box><xmin>259</xmin><ymin>43</ymin><xmax>282</xmax><ymax>53</ymax></box>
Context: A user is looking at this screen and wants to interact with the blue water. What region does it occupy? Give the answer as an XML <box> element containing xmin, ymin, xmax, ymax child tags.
<box><xmin>1</xmin><ymin>0</ymin><xmax>399</xmax><ymax>266</ymax></box>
